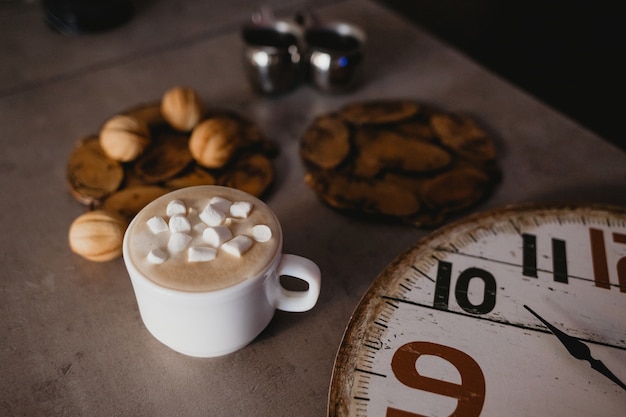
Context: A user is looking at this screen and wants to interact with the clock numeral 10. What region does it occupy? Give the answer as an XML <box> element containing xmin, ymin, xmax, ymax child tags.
<box><xmin>433</xmin><ymin>261</ymin><xmax>497</xmax><ymax>314</ymax></box>
<box><xmin>522</xmin><ymin>229</ymin><xmax>626</xmax><ymax>292</ymax></box>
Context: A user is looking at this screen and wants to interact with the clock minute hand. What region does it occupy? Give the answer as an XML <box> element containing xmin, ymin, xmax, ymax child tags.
<box><xmin>523</xmin><ymin>305</ymin><xmax>626</xmax><ymax>392</ymax></box>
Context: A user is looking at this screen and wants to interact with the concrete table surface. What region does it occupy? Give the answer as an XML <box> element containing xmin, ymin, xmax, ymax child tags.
<box><xmin>1</xmin><ymin>1</ymin><xmax>625</xmax><ymax>416</ymax></box>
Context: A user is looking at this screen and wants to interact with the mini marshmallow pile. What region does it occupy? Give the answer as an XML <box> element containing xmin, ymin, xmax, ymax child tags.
<box><xmin>144</xmin><ymin>196</ymin><xmax>272</xmax><ymax>265</ymax></box>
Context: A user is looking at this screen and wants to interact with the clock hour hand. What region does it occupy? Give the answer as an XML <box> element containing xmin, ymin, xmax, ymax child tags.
<box><xmin>523</xmin><ymin>305</ymin><xmax>626</xmax><ymax>391</ymax></box>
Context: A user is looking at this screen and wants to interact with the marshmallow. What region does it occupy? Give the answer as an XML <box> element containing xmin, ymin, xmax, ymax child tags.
<box><xmin>202</xmin><ymin>226</ymin><xmax>233</xmax><ymax>247</ymax></box>
<box><xmin>188</xmin><ymin>246</ymin><xmax>217</xmax><ymax>262</ymax></box>
<box><xmin>251</xmin><ymin>224</ymin><xmax>272</xmax><ymax>242</ymax></box>
<box><xmin>168</xmin><ymin>232</ymin><xmax>192</xmax><ymax>253</ymax></box>
<box><xmin>169</xmin><ymin>214</ymin><xmax>191</xmax><ymax>233</ymax></box>
<box><xmin>221</xmin><ymin>235</ymin><xmax>253</xmax><ymax>257</ymax></box>
<box><xmin>209</xmin><ymin>196</ymin><xmax>232</xmax><ymax>213</ymax></box>
<box><xmin>193</xmin><ymin>221</ymin><xmax>208</xmax><ymax>234</ymax></box>
<box><xmin>166</xmin><ymin>199</ymin><xmax>187</xmax><ymax>217</ymax></box>
<box><xmin>147</xmin><ymin>248</ymin><xmax>168</xmax><ymax>264</ymax></box>
<box><xmin>199</xmin><ymin>204</ymin><xmax>226</xmax><ymax>226</ymax></box>
<box><xmin>230</xmin><ymin>201</ymin><xmax>253</xmax><ymax>218</ymax></box>
<box><xmin>147</xmin><ymin>216</ymin><xmax>169</xmax><ymax>234</ymax></box>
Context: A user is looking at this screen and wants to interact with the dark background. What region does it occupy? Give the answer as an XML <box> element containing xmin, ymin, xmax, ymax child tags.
<box><xmin>376</xmin><ymin>0</ymin><xmax>625</xmax><ymax>151</ymax></box>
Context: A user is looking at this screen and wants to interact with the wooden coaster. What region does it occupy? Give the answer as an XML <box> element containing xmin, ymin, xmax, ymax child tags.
<box><xmin>300</xmin><ymin>99</ymin><xmax>501</xmax><ymax>227</ymax></box>
<box><xmin>66</xmin><ymin>99</ymin><xmax>279</xmax><ymax>223</ymax></box>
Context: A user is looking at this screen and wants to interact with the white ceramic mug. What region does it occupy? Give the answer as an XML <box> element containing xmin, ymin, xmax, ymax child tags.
<box><xmin>122</xmin><ymin>186</ymin><xmax>321</xmax><ymax>358</ymax></box>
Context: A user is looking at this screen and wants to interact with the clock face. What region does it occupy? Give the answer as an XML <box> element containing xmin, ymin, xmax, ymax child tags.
<box><xmin>329</xmin><ymin>205</ymin><xmax>626</xmax><ymax>417</ymax></box>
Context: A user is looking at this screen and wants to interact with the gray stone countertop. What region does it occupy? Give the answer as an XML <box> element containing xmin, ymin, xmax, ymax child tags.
<box><xmin>1</xmin><ymin>0</ymin><xmax>625</xmax><ymax>416</ymax></box>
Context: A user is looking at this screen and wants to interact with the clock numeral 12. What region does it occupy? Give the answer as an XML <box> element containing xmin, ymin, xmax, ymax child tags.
<box><xmin>522</xmin><ymin>230</ymin><xmax>626</xmax><ymax>293</ymax></box>
<box><xmin>589</xmin><ymin>228</ymin><xmax>626</xmax><ymax>292</ymax></box>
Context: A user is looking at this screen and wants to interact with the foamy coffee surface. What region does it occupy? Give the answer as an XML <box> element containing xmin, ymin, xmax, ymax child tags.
<box><xmin>126</xmin><ymin>186</ymin><xmax>281</xmax><ymax>292</ymax></box>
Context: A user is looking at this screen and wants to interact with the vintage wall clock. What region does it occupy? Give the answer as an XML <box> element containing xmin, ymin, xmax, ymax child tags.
<box><xmin>329</xmin><ymin>204</ymin><xmax>626</xmax><ymax>416</ymax></box>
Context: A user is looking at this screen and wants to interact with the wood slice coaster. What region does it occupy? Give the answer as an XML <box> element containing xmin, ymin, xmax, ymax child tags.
<box><xmin>300</xmin><ymin>99</ymin><xmax>501</xmax><ymax>227</ymax></box>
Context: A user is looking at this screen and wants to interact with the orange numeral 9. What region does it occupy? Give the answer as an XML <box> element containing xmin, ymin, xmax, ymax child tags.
<box><xmin>388</xmin><ymin>341</ymin><xmax>485</xmax><ymax>417</ymax></box>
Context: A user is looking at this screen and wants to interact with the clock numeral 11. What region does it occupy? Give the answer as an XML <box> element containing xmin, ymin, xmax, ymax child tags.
<box><xmin>522</xmin><ymin>233</ymin><xmax>568</xmax><ymax>282</ymax></box>
<box><xmin>522</xmin><ymin>229</ymin><xmax>626</xmax><ymax>292</ymax></box>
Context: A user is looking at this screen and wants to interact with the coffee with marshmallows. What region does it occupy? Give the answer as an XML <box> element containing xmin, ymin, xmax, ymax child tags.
<box><xmin>125</xmin><ymin>186</ymin><xmax>281</xmax><ymax>292</ymax></box>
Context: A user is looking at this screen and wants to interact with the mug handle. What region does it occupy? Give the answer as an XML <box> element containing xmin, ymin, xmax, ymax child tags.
<box><xmin>274</xmin><ymin>254</ymin><xmax>321</xmax><ymax>312</ymax></box>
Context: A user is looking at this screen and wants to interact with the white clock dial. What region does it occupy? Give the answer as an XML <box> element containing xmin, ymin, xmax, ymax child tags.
<box><xmin>329</xmin><ymin>205</ymin><xmax>626</xmax><ymax>417</ymax></box>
